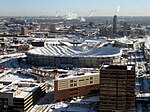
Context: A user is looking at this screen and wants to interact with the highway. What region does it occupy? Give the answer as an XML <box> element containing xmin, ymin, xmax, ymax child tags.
<box><xmin>129</xmin><ymin>49</ymin><xmax>150</xmax><ymax>112</ymax></box>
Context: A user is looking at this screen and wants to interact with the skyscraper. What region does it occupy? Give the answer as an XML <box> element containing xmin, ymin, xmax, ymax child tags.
<box><xmin>21</xmin><ymin>26</ymin><xmax>28</xmax><ymax>36</ymax></box>
<box><xmin>113</xmin><ymin>15</ymin><xmax>117</xmax><ymax>35</ymax></box>
<box><xmin>123</xmin><ymin>22</ymin><xmax>128</xmax><ymax>36</ymax></box>
<box><xmin>99</xmin><ymin>65</ymin><xmax>135</xmax><ymax>112</ymax></box>
<box><xmin>50</xmin><ymin>24</ymin><xmax>56</xmax><ymax>32</ymax></box>
<box><xmin>106</xmin><ymin>19</ymin><xmax>109</xmax><ymax>27</ymax></box>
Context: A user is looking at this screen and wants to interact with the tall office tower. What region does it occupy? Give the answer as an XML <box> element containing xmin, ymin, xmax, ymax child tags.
<box><xmin>21</xmin><ymin>26</ymin><xmax>28</xmax><ymax>35</ymax></box>
<box><xmin>50</xmin><ymin>24</ymin><xmax>56</xmax><ymax>32</ymax></box>
<box><xmin>123</xmin><ymin>22</ymin><xmax>128</xmax><ymax>36</ymax></box>
<box><xmin>99</xmin><ymin>65</ymin><xmax>135</xmax><ymax>112</ymax></box>
<box><xmin>106</xmin><ymin>19</ymin><xmax>109</xmax><ymax>27</ymax></box>
<box><xmin>113</xmin><ymin>15</ymin><xmax>117</xmax><ymax>35</ymax></box>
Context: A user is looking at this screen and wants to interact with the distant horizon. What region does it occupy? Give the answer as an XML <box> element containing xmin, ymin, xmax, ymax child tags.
<box><xmin>1</xmin><ymin>15</ymin><xmax>150</xmax><ymax>18</ymax></box>
<box><xmin>0</xmin><ymin>0</ymin><xmax>150</xmax><ymax>17</ymax></box>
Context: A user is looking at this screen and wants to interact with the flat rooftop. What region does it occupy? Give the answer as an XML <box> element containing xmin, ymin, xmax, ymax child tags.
<box><xmin>101</xmin><ymin>64</ymin><xmax>135</xmax><ymax>71</ymax></box>
<box><xmin>0</xmin><ymin>81</ymin><xmax>43</xmax><ymax>98</ymax></box>
<box><xmin>56</xmin><ymin>68</ymin><xmax>100</xmax><ymax>80</ymax></box>
<box><xmin>0</xmin><ymin>72</ymin><xmax>35</xmax><ymax>83</ymax></box>
<box><xmin>0</xmin><ymin>69</ymin><xmax>44</xmax><ymax>99</ymax></box>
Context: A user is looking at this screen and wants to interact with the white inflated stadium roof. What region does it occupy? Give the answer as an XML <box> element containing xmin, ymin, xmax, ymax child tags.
<box><xmin>27</xmin><ymin>45</ymin><xmax>122</xmax><ymax>58</ymax></box>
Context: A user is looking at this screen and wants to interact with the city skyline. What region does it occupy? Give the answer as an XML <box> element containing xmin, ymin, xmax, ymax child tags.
<box><xmin>0</xmin><ymin>0</ymin><xmax>150</xmax><ymax>16</ymax></box>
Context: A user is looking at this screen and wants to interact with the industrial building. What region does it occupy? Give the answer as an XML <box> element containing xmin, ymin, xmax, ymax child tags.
<box><xmin>99</xmin><ymin>64</ymin><xmax>135</xmax><ymax>112</ymax></box>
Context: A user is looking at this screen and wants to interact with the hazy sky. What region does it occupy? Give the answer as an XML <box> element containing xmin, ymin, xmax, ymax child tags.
<box><xmin>0</xmin><ymin>0</ymin><xmax>150</xmax><ymax>16</ymax></box>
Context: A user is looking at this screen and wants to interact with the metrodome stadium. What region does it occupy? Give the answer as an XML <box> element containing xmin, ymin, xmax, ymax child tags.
<box><xmin>26</xmin><ymin>45</ymin><xmax>122</xmax><ymax>68</ymax></box>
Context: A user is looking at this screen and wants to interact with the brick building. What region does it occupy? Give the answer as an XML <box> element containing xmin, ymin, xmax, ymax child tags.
<box><xmin>54</xmin><ymin>70</ymin><xmax>100</xmax><ymax>102</ymax></box>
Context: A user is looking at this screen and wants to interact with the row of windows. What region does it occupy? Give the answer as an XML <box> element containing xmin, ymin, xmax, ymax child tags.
<box><xmin>69</xmin><ymin>76</ymin><xmax>95</xmax><ymax>88</ymax></box>
<box><xmin>100</xmin><ymin>88</ymin><xmax>117</xmax><ymax>90</ymax></box>
<box><xmin>70</xmin><ymin>77</ymin><xmax>93</xmax><ymax>83</ymax></box>
<box><xmin>70</xmin><ymin>83</ymin><xmax>77</xmax><ymax>87</ymax></box>
<box><xmin>70</xmin><ymin>81</ymin><xmax>93</xmax><ymax>87</ymax></box>
<box><xmin>0</xmin><ymin>98</ymin><xmax>8</xmax><ymax>106</ymax></box>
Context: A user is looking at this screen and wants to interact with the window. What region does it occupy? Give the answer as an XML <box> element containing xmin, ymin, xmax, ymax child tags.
<box><xmin>0</xmin><ymin>99</ymin><xmax>8</xmax><ymax>106</ymax></box>
<box><xmin>70</xmin><ymin>84</ymin><xmax>73</xmax><ymax>87</ymax></box>
<box><xmin>4</xmin><ymin>100</ymin><xmax>8</xmax><ymax>105</ymax></box>
<box><xmin>79</xmin><ymin>79</ymin><xmax>84</xmax><ymax>82</ymax></box>
<box><xmin>90</xmin><ymin>81</ymin><xmax>93</xmax><ymax>84</ymax></box>
<box><xmin>0</xmin><ymin>100</ymin><xmax>2</xmax><ymax>106</ymax></box>
<box><xmin>74</xmin><ymin>83</ymin><xmax>77</xmax><ymax>86</ymax></box>
<box><xmin>90</xmin><ymin>77</ymin><xmax>93</xmax><ymax>80</ymax></box>
<box><xmin>70</xmin><ymin>80</ymin><xmax>73</xmax><ymax>83</ymax></box>
<box><xmin>74</xmin><ymin>88</ymin><xmax>78</xmax><ymax>91</ymax></box>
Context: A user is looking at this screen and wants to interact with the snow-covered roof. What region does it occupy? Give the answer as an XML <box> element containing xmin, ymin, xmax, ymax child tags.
<box><xmin>114</xmin><ymin>36</ymin><xmax>133</xmax><ymax>44</ymax></box>
<box><xmin>33</xmin><ymin>37</ymin><xmax>68</xmax><ymax>42</ymax></box>
<box><xmin>0</xmin><ymin>73</ymin><xmax>35</xmax><ymax>82</ymax></box>
<box><xmin>0</xmin><ymin>82</ymin><xmax>41</xmax><ymax>99</ymax></box>
<box><xmin>57</xmin><ymin>72</ymin><xmax>99</xmax><ymax>80</ymax></box>
<box><xmin>27</xmin><ymin>45</ymin><xmax>122</xmax><ymax>58</ymax></box>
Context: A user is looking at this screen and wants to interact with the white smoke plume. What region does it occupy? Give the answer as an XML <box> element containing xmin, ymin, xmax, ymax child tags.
<box><xmin>89</xmin><ymin>10</ymin><xmax>96</xmax><ymax>17</ymax></box>
<box><xmin>80</xmin><ymin>17</ymin><xmax>86</xmax><ymax>22</ymax></box>
<box><xmin>56</xmin><ymin>10</ymin><xmax>59</xmax><ymax>17</ymax></box>
<box><xmin>65</xmin><ymin>12</ymin><xmax>78</xmax><ymax>20</ymax></box>
<box><xmin>116</xmin><ymin>6</ymin><xmax>120</xmax><ymax>15</ymax></box>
